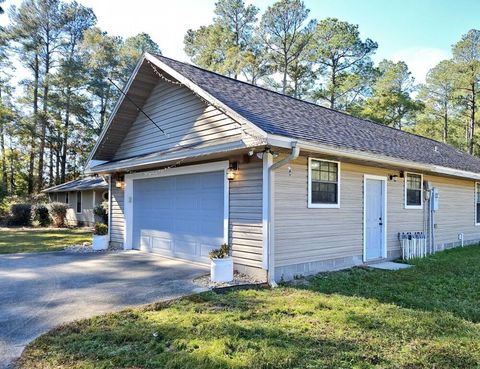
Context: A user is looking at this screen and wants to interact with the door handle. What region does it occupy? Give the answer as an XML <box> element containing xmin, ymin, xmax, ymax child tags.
<box><xmin>379</xmin><ymin>222</ymin><xmax>383</xmax><ymax>226</ymax></box>
<box><xmin>379</xmin><ymin>217</ymin><xmax>383</xmax><ymax>226</ymax></box>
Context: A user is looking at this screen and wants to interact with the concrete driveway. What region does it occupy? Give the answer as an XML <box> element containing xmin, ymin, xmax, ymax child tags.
<box><xmin>0</xmin><ymin>251</ymin><xmax>208</xmax><ymax>369</ymax></box>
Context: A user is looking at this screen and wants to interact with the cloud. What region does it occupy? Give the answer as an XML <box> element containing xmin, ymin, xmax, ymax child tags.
<box><xmin>387</xmin><ymin>47</ymin><xmax>451</xmax><ymax>84</ymax></box>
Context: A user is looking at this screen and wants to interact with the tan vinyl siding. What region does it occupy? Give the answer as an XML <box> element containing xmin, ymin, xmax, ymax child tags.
<box><xmin>425</xmin><ymin>175</ymin><xmax>478</xmax><ymax>246</ymax></box>
<box><xmin>110</xmin><ymin>180</ymin><xmax>125</xmax><ymax>245</ymax></box>
<box><xmin>229</xmin><ymin>157</ymin><xmax>264</xmax><ymax>272</ymax></box>
<box><xmin>274</xmin><ymin>155</ymin><xmax>480</xmax><ymax>268</ymax></box>
<box><xmin>113</xmin><ymin>81</ymin><xmax>243</xmax><ymax>160</ymax></box>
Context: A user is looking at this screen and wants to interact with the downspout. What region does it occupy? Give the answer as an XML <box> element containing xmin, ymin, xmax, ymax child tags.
<box><xmin>267</xmin><ymin>142</ymin><xmax>299</xmax><ymax>286</ymax></box>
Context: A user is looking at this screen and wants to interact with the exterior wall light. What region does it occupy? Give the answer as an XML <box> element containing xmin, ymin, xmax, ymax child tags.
<box><xmin>227</xmin><ymin>162</ymin><xmax>238</xmax><ymax>181</ymax></box>
<box><xmin>389</xmin><ymin>174</ymin><xmax>398</xmax><ymax>182</ymax></box>
<box><xmin>114</xmin><ymin>174</ymin><xmax>125</xmax><ymax>189</ymax></box>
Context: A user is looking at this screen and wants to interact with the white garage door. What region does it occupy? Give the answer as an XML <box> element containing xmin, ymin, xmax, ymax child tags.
<box><xmin>131</xmin><ymin>171</ymin><xmax>225</xmax><ymax>264</ymax></box>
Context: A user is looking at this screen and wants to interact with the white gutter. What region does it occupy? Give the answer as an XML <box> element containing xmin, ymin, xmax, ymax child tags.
<box><xmin>266</xmin><ymin>142</ymin><xmax>300</xmax><ymax>287</ymax></box>
<box><xmin>267</xmin><ymin>134</ymin><xmax>480</xmax><ymax>181</ymax></box>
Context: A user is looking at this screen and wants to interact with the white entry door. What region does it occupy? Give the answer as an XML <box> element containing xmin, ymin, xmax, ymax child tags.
<box><xmin>364</xmin><ymin>176</ymin><xmax>386</xmax><ymax>261</ymax></box>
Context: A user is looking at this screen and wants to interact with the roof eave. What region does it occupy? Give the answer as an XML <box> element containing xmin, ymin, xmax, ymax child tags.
<box><xmin>267</xmin><ymin>134</ymin><xmax>480</xmax><ymax>181</ymax></box>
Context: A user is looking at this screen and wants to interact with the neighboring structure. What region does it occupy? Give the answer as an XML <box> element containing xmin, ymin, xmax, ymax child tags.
<box><xmin>86</xmin><ymin>53</ymin><xmax>480</xmax><ymax>283</ymax></box>
<box><xmin>43</xmin><ymin>176</ymin><xmax>108</xmax><ymax>226</ymax></box>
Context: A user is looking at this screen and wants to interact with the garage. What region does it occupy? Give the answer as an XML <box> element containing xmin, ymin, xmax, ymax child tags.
<box><xmin>125</xmin><ymin>163</ymin><xmax>228</xmax><ymax>264</ymax></box>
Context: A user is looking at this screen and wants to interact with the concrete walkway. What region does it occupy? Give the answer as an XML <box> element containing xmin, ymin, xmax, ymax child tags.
<box><xmin>0</xmin><ymin>251</ymin><xmax>208</xmax><ymax>369</ymax></box>
<box><xmin>368</xmin><ymin>261</ymin><xmax>412</xmax><ymax>270</ymax></box>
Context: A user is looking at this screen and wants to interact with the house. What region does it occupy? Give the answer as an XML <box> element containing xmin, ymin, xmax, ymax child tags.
<box><xmin>43</xmin><ymin>176</ymin><xmax>108</xmax><ymax>226</ymax></box>
<box><xmin>86</xmin><ymin>53</ymin><xmax>480</xmax><ymax>283</ymax></box>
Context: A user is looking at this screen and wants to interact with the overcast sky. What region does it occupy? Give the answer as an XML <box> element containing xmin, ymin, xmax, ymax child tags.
<box><xmin>1</xmin><ymin>0</ymin><xmax>480</xmax><ymax>83</ymax></box>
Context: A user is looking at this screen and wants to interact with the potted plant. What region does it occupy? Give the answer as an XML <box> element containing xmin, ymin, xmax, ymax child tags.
<box><xmin>209</xmin><ymin>243</ymin><xmax>233</xmax><ymax>282</ymax></box>
<box><xmin>92</xmin><ymin>222</ymin><xmax>109</xmax><ymax>251</ymax></box>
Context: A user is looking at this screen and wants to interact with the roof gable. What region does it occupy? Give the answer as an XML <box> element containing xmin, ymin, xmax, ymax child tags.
<box><xmin>90</xmin><ymin>55</ymin><xmax>266</xmax><ymax>163</ymax></box>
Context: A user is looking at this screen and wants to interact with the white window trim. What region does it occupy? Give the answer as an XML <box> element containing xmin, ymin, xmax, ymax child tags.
<box><xmin>307</xmin><ymin>157</ymin><xmax>341</xmax><ymax>209</ymax></box>
<box><xmin>404</xmin><ymin>172</ymin><xmax>423</xmax><ymax>210</ymax></box>
<box><xmin>123</xmin><ymin>161</ymin><xmax>230</xmax><ymax>250</ymax></box>
<box><xmin>475</xmin><ymin>182</ymin><xmax>480</xmax><ymax>226</ymax></box>
<box><xmin>76</xmin><ymin>191</ymin><xmax>82</xmax><ymax>214</ymax></box>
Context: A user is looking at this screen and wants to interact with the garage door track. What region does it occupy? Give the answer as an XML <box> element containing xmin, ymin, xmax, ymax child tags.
<box><xmin>0</xmin><ymin>251</ymin><xmax>208</xmax><ymax>369</ymax></box>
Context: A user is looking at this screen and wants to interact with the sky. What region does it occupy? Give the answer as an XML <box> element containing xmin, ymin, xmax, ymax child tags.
<box><xmin>1</xmin><ymin>0</ymin><xmax>480</xmax><ymax>83</ymax></box>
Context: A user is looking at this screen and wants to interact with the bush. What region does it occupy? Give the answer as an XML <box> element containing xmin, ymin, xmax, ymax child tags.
<box><xmin>93</xmin><ymin>222</ymin><xmax>108</xmax><ymax>236</ymax></box>
<box><xmin>208</xmin><ymin>243</ymin><xmax>231</xmax><ymax>259</ymax></box>
<box><xmin>10</xmin><ymin>203</ymin><xmax>32</xmax><ymax>226</ymax></box>
<box><xmin>94</xmin><ymin>201</ymin><xmax>108</xmax><ymax>224</ymax></box>
<box><xmin>33</xmin><ymin>204</ymin><xmax>50</xmax><ymax>227</ymax></box>
<box><xmin>49</xmin><ymin>202</ymin><xmax>68</xmax><ymax>227</ymax></box>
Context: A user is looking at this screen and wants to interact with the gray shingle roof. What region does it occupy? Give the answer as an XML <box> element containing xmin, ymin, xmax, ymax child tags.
<box><xmin>154</xmin><ymin>54</ymin><xmax>480</xmax><ymax>174</ymax></box>
<box><xmin>43</xmin><ymin>176</ymin><xmax>107</xmax><ymax>193</ymax></box>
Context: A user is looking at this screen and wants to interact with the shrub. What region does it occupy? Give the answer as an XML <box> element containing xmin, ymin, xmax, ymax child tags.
<box><xmin>94</xmin><ymin>201</ymin><xmax>108</xmax><ymax>224</ymax></box>
<box><xmin>93</xmin><ymin>222</ymin><xmax>108</xmax><ymax>236</ymax></box>
<box><xmin>10</xmin><ymin>203</ymin><xmax>33</xmax><ymax>226</ymax></box>
<box><xmin>49</xmin><ymin>202</ymin><xmax>68</xmax><ymax>227</ymax></box>
<box><xmin>209</xmin><ymin>243</ymin><xmax>231</xmax><ymax>259</ymax></box>
<box><xmin>33</xmin><ymin>204</ymin><xmax>50</xmax><ymax>227</ymax></box>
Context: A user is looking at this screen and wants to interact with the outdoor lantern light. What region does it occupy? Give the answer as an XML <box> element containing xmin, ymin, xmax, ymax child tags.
<box><xmin>227</xmin><ymin>162</ymin><xmax>238</xmax><ymax>181</ymax></box>
<box><xmin>115</xmin><ymin>174</ymin><xmax>125</xmax><ymax>189</ymax></box>
<box><xmin>389</xmin><ymin>174</ymin><xmax>399</xmax><ymax>182</ymax></box>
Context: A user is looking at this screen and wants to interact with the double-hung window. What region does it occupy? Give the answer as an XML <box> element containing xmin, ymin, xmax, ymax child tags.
<box><xmin>476</xmin><ymin>183</ymin><xmax>480</xmax><ymax>225</ymax></box>
<box><xmin>405</xmin><ymin>172</ymin><xmax>423</xmax><ymax>209</ymax></box>
<box><xmin>76</xmin><ymin>191</ymin><xmax>82</xmax><ymax>213</ymax></box>
<box><xmin>308</xmin><ymin>158</ymin><xmax>340</xmax><ymax>208</ymax></box>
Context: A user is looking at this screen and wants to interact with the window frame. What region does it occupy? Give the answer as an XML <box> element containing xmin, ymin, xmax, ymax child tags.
<box><xmin>475</xmin><ymin>182</ymin><xmax>480</xmax><ymax>226</ymax></box>
<box><xmin>65</xmin><ymin>192</ymin><xmax>69</xmax><ymax>205</ymax></box>
<box><xmin>404</xmin><ymin>172</ymin><xmax>423</xmax><ymax>210</ymax></box>
<box><xmin>76</xmin><ymin>191</ymin><xmax>82</xmax><ymax>214</ymax></box>
<box><xmin>307</xmin><ymin>157</ymin><xmax>341</xmax><ymax>209</ymax></box>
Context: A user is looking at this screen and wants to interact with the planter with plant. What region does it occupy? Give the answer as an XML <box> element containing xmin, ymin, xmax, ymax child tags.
<box><xmin>92</xmin><ymin>222</ymin><xmax>109</xmax><ymax>251</ymax></box>
<box><xmin>209</xmin><ymin>243</ymin><xmax>233</xmax><ymax>282</ymax></box>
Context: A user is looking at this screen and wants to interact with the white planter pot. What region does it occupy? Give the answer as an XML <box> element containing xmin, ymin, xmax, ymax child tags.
<box><xmin>210</xmin><ymin>257</ymin><xmax>233</xmax><ymax>282</ymax></box>
<box><xmin>92</xmin><ymin>234</ymin><xmax>109</xmax><ymax>251</ymax></box>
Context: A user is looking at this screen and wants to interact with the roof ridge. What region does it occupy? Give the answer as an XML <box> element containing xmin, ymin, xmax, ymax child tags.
<box><xmin>153</xmin><ymin>54</ymin><xmax>451</xmax><ymax>150</ymax></box>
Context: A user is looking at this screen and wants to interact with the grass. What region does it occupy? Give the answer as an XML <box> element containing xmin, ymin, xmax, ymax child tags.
<box><xmin>0</xmin><ymin>227</ymin><xmax>92</xmax><ymax>254</ymax></box>
<box><xmin>17</xmin><ymin>246</ymin><xmax>480</xmax><ymax>369</ymax></box>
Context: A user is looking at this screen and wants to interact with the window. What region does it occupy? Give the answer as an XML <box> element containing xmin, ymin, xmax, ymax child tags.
<box><xmin>476</xmin><ymin>183</ymin><xmax>480</xmax><ymax>225</ymax></box>
<box><xmin>76</xmin><ymin>191</ymin><xmax>82</xmax><ymax>213</ymax></box>
<box><xmin>65</xmin><ymin>192</ymin><xmax>69</xmax><ymax>204</ymax></box>
<box><xmin>405</xmin><ymin>172</ymin><xmax>423</xmax><ymax>208</ymax></box>
<box><xmin>308</xmin><ymin>158</ymin><xmax>340</xmax><ymax>208</ymax></box>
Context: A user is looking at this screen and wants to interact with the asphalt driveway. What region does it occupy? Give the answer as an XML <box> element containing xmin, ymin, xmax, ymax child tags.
<box><xmin>0</xmin><ymin>251</ymin><xmax>208</xmax><ymax>369</ymax></box>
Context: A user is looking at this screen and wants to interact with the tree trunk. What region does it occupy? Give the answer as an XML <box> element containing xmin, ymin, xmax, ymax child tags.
<box><xmin>28</xmin><ymin>53</ymin><xmax>40</xmax><ymax>194</ymax></box>
<box><xmin>330</xmin><ymin>62</ymin><xmax>337</xmax><ymax>109</ymax></box>
<box><xmin>37</xmin><ymin>46</ymin><xmax>51</xmax><ymax>192</ymax></box>
<box><xmin>9</xmin><ymin>137</ymin><xmax>15</xmax><ymax>193</ymax></box>
<box><xmin>443</xmin><ymin>101</ymin><xmax>448</xmax><ymax>143</ymax></box>
<box><xmin>48</xmin><ymin>138</ymin><xmax>53</xmax><ymax>187</ymax></box>
<box><xmin>60</xmin><ymin>90</ymin><xmax>71</xmax><ymax>182</ymax></box>
<box><xmin>282</xmin><ymin>54</ymin><xmax>288</xmax><ymax>95</ymax></box>
<box><xmin>469</xmin><ymin>83</ymin><xmax>476</xmax><ymax>155</ymax></box>
<box><xmin>0</xmin><ymin>124</ymin><xmax>7</xmax><ymax>194</ymax></box>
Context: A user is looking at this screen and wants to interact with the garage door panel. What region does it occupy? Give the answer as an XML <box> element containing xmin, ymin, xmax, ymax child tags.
<box><xmin>132</xmin><ymin>170</ymin><xmax>224</xmax><ymax>263</ymax></box>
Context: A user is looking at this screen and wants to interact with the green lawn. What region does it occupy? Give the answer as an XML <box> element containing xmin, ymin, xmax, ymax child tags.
<box><xmin>0</xmin><ymin>228</ymin><xmax>92</xmax><ymax>254</ymax></box>
<box><xmin>17</xmin><ymin>246</ymin><xmax>480</xmax><ymax>369</ymax></box>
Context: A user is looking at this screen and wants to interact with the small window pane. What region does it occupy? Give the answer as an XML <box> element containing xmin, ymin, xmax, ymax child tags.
<box><xmin>407</xmin><ymin>189</ymin><xmax>421</xmax><ymax>206</ymax></box>
<box><xmin>476</xmin><ymin>184</ymin><xmax>480</xmax><ymax>223</ymax></box>
<box><xmin>76</xmin><ymin>191</ymin><xmax>82</xmax><ymax>213</ymax></box>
